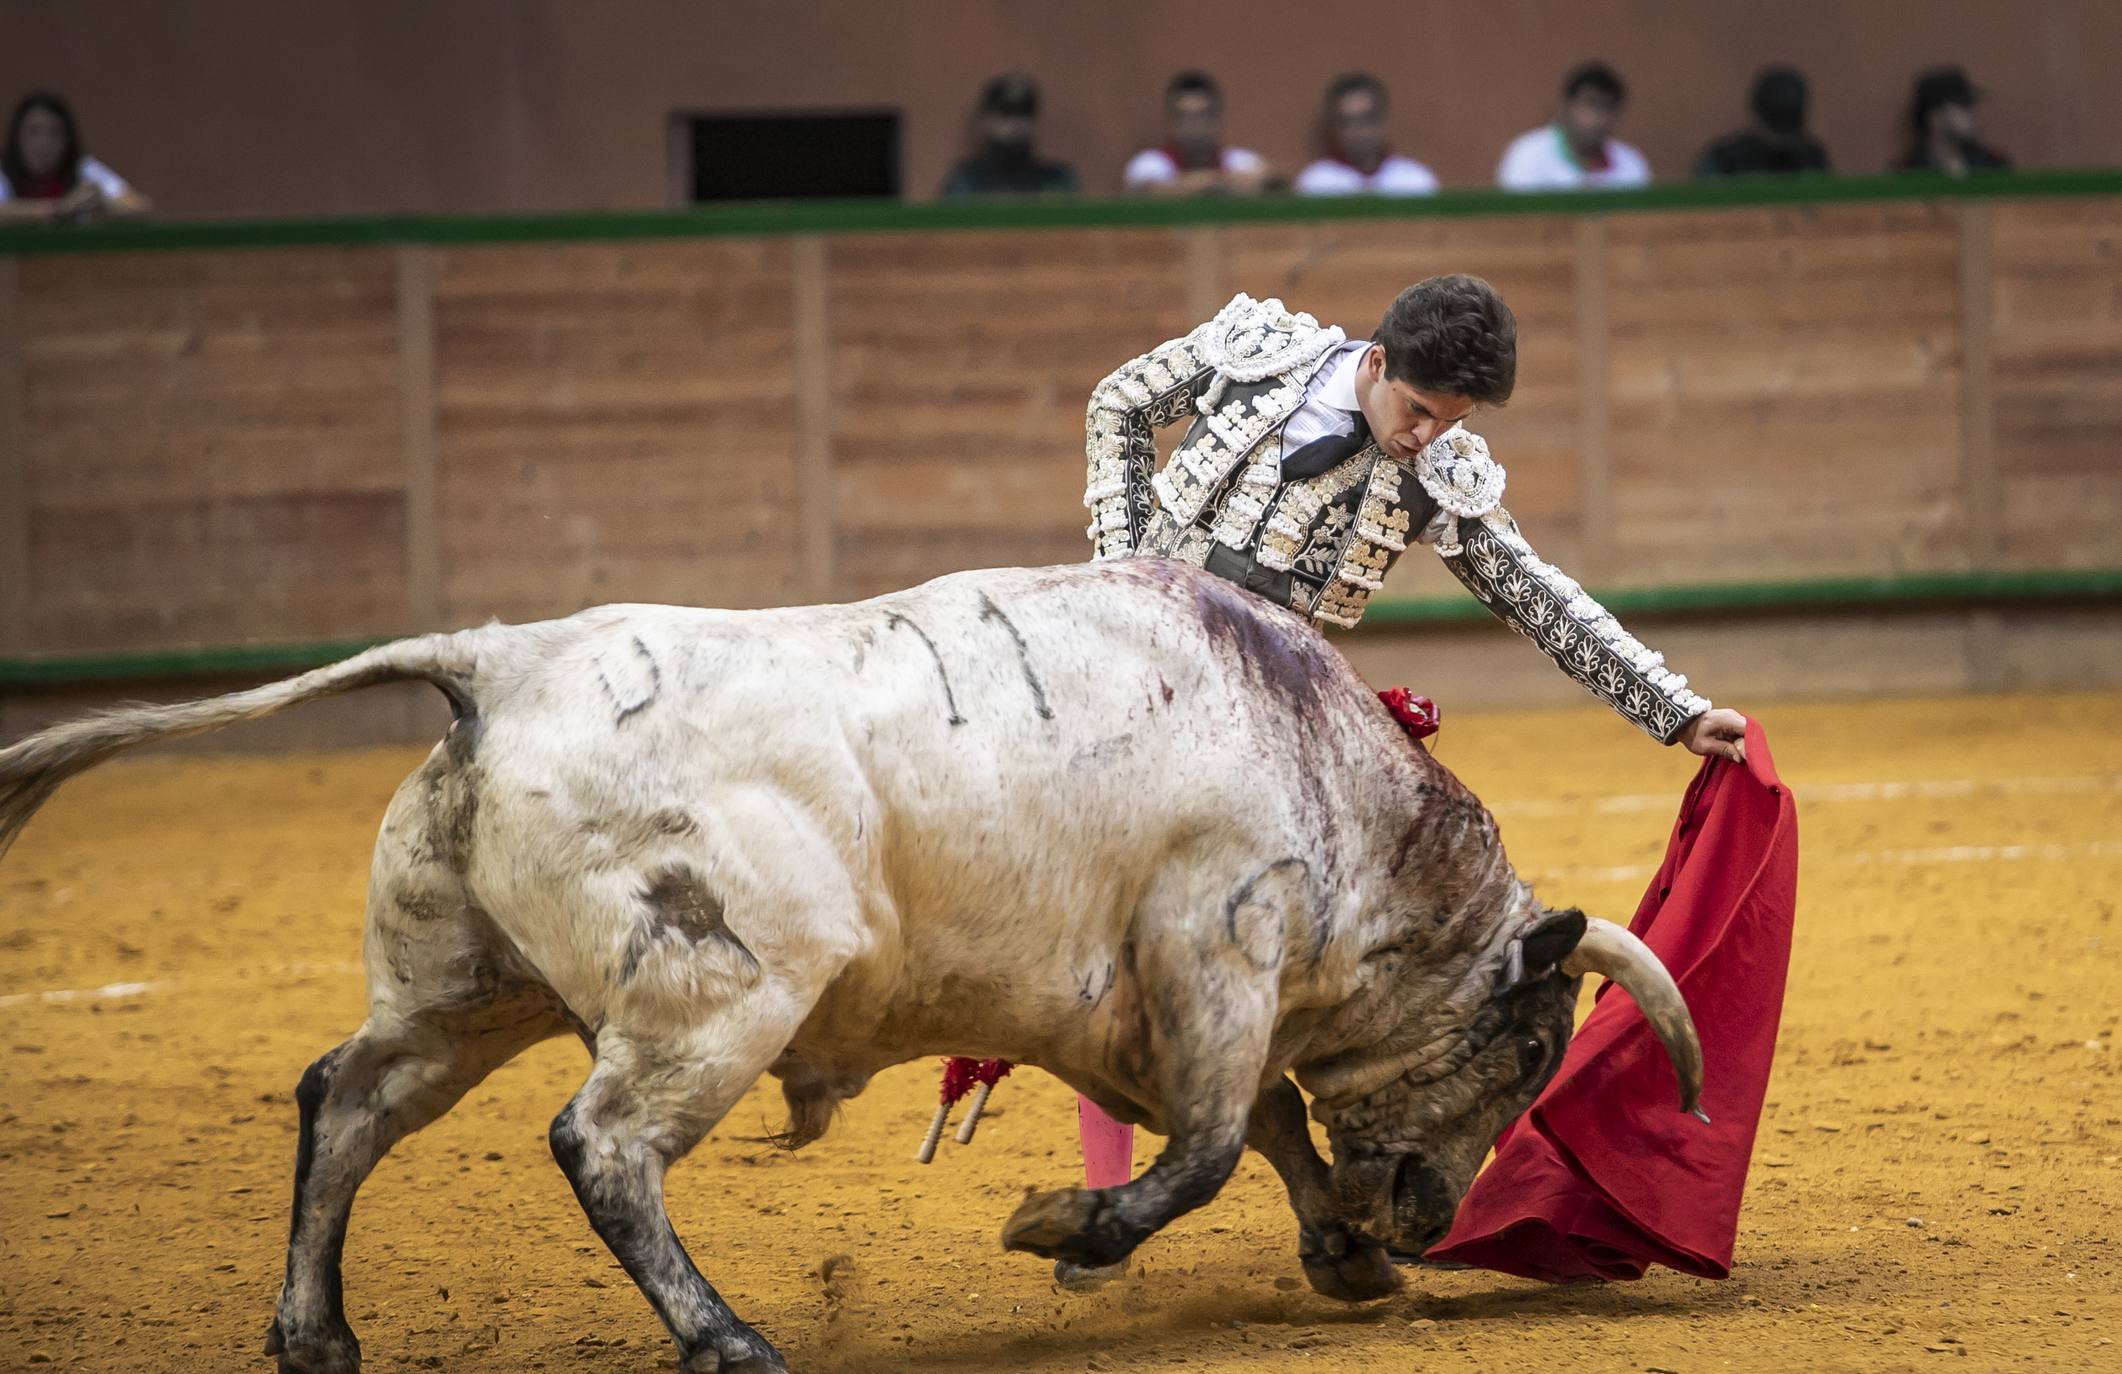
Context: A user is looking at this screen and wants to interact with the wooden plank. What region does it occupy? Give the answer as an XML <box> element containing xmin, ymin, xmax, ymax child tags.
<box><xmin>397</xmin><ymin>246</ymin><xmax>441</xmax><ymax>631</ymax></box>
<box><xmin>1184</xmin><ymin>227</ymin><xmax>1224</xmax><ymax>321</ymax></box>
<box><xmin>0</xmin><ymin>259</ymin><xmax>25</xmax><ymax>654</ymax></box>
<box><xmin>1573</xmin><ymin>217</ymin><xmax>1613</xmax><ymax>579</ymax></box>
<box><xmin>826</xmin><ymin>228</ymin><xmax>1194</xmax><ymax>600</ymax></box>
<box><xmin>1605</xmin><ymin>203</ymin><xmax>1968</xmax><ymax>586</ymax></box>
<box><xmin>1955</xmin><ymin>204</ymin><xmax>2003</xmax><ymax>691</ymax></box>
<box><xmin>791</xmin><ymin>235</ymin><xmax>834</xmax><ymax>602</ymax></box>
<box><xmin>18</xmin><ymin>248</ymin><xmax>407</xmax><ymax>653</ymax></box>
<box><xmin>1987</xmin><ymin>196</ymin><xmax>2122</xmax><ymax>569</ymax></box>
<box><xmin>433</xmin><ymin>238</ymin><xmax>803</xmax><ymax>624</ymax></box>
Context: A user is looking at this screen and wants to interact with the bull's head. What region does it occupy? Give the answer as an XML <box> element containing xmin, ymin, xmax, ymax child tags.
<box><xmin>1296</xmin><ymin>907</ymin><xmax>1703</xmax><ymax>1258</ymax></box>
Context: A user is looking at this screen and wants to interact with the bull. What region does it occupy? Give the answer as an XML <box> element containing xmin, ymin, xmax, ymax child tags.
<box><xmin>0</xmin><ymin>559</ymin><xmax>1701</xmax><ymax>1374</ymax></box>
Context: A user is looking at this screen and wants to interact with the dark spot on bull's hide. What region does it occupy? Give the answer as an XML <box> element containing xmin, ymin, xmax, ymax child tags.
<box><xmin>619</xmin><ymin>866</ymin><xmax>759</xmax><ymax>983</ymax></box>
<box><xmin>421</xmin><ymin>762</ymin><xmax>478</xmax><ymax>873</ymax></box>
<box><xmin>1189</xmin><ymin>577</ymin><xmax>1335</xmax><ymax>720</ymax></box>
<box><xmin>395</xmin><ymin>887</ymin><xmax>458</xmax><ymax>924</ymax></box>
<box><xmin>443</xmin><ymin>708</ymin><xmax>481</xmax><ymax>767</ymax></box>
<box><xmin>1158</xmin><ymin>675</ymin><xmax>1175</xmax><ymax>706</ymax></box>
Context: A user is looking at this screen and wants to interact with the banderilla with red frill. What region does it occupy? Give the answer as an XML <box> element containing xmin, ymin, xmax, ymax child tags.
<box><xmin>915</xmin><ymin>1056</ymin><xmax>1013</xmax><ymax>1163</ymax></box>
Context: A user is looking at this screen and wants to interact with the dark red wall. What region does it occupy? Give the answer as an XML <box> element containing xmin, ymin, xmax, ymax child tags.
<box><xmin>5</xmin><ymin>0</ymin><xmax>2116</xmax><ymax>216</ymax></box>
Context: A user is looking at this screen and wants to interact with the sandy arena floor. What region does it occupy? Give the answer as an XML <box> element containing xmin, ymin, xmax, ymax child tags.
<box><xmin>1</xmin><ymin>691</ymin><xmax>2117</xmax><ymax>1373</ymax></box>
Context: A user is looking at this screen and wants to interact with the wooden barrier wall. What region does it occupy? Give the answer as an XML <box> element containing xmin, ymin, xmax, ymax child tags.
<box><xmin>3</xmin><ymin>195</ymin><xmax>2120</xmax><ymax>663</ymax></box>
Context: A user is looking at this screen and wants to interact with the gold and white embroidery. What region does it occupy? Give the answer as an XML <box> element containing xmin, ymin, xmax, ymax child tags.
<box><xmin>1412</xmin><ymin>427</ymin><xmax>1508</xmax><ymax>556</ymax></box>
<box><xmin>1258</xmin><ymin>451</ymin><xmax>1371</xmax><ymax>572</ymax></box>
<box><xmin>1444</xmin><ymin>513</ymin><xmax>1711</xmax><ymax>741</ymax></box>
<box><xmin>1082</xmin><ymin>323</ymin><xmax>1217</xmax><ymax>560</ymax></box>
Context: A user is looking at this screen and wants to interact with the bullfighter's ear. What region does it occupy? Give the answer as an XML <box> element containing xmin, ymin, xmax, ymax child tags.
<box><xmin>1499</xmin><ymin>907</ymin><xmax>1588</xmax><ymax>992</ymax></box>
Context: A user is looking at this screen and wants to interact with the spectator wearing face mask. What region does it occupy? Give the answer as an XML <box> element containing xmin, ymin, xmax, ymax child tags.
<box><xmin>1496</xmin><ymin>62</ymin><xmax>1649</xmax><ymax>192</ymax></box>
<box><xmin>1896</xmin><ymin>65</ymin><xmax>2010</xmax><ymax>176</ymax></box>
<box><xmin>939</xmin><ymin>72</ymin><xmax>1079</xmax><ymax>197</ymax></box>
<box><xmin>1693</xmin><ymin>66</ymin><xmax>1832</xmax><ymax>177</ymax></box>
<box><xmin>1293</xmin><ymin>73</ymin><xmax>1439</xmax><ymax>196</ymax></box>
<box><xmin>0</xmin><ymin>91</ymin><xmax>151</xmax><ymax>223</ymax></box>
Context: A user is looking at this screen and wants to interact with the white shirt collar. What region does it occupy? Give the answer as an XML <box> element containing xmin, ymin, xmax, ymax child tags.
<box><xmin>1318</xmin><ymin>340</ymin><xmax>1370</xmax><ymax>413</ymax></box>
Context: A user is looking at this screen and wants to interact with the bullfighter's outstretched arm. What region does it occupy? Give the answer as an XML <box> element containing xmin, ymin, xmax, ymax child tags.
<box><xmin>1412</xmin><ymin>431</ymin><xmax>1712</xmax><ymax>745</ymax></box>
<box><xmin>1082</xmin><ymin>322</ymin><xmax>1219</xmax><ymax>560</ymax></box>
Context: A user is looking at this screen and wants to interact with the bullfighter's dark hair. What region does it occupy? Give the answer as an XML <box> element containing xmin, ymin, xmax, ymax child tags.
<box><xmin>1373</xmin><ymin>274</ymin><xmax>1518</xmax><ymax>406</ymax></box>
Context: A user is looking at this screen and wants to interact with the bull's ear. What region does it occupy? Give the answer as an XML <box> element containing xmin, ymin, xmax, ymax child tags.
<box><xmin>1498</xmin><ymin>907</ymin><xmax>1588</xmax><ymax>992</ymax></box>
<box><xmin>1523</xmin><ymin>908</ymin><xmax>1588</xmax><ymax>972</ymax></box>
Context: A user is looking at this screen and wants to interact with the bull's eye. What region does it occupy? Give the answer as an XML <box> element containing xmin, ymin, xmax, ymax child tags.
<box><xmin>1515</xmin><ymin>1036</ymin><xmax>1546</xmax><ymax>1077</ymax></box>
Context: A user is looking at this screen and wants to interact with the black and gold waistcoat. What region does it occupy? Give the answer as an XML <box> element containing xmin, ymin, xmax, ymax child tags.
<box><xmin>1083</xmin><ymin>293</ymin><xmax>1710</xmax><ymax>743</ymax></box>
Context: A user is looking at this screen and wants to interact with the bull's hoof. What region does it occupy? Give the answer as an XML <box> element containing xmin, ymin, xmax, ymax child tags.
<box><xmin>1054</xmin><ymin>1258</ymin><xmax>1129</xmax><ymax>1291</ymax></box>
<box><xmin>1001</xmin><ymin>1187</ymin><xmax>1132</xmax><ymax>1267</ymax></box>
<box><xmin>1300</xmin><ymin>1229</ymin><xmax>1403</xmax><ymax>1303</ymax></box>
<box><xmin>679</xmin><ymin>1327</ymin><xmax>787</xmax><ymax>1374</ymax></box>
<box><xmin>269</xmin><ymin>1331</ymin><xmax>361</xmax><ymax>1374</ymax></box>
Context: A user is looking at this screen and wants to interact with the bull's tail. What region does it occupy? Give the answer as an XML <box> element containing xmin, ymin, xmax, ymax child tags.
<box><xmin>0</xmin><ymin>628</ymin><xmax>491</xmax><ymax>859</ymax></box>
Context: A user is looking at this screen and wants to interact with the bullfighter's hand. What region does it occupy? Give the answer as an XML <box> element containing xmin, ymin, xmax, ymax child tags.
<box><xmin>1678</xmin><ymin>708</ymin><xmax>1748</xmax><ymax>763</ymax></box>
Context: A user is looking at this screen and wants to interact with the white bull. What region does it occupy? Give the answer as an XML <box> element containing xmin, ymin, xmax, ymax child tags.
<box><xmin>0</xmin><ymin>559</ymin><xmax>1702</xmax><ymax>1374</ymax></box>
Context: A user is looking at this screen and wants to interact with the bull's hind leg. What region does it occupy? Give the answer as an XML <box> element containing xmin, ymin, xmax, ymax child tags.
<box><xmin>267</xmin><ymin>758</ymin><xmax>569</xmax><ymax>1374</ymax></box>
<box><xmin>266</xmin><ymin>988</ymin><xmax>564</xmax><ymax>1373</ymax></box>
<box><xmin>548</xmin><ymin>971</ymin><xmax>836</xmax><ymax>1374</ymax></box>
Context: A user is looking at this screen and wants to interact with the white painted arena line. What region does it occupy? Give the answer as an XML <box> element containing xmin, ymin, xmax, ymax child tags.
<box><xmin>0</xmin><ymin>961</ymin><xmax>362</xmax><ymax>1013</ymax></box>
<box><xmin>1529</xmin><ymin>839</ymin><xmax>2122</xmax><ymax>886</ymax></box>
<box><xmin>1486</xmin><ymin>771</ymin><xmax>2122</xmax><ymax>819</ymax></box>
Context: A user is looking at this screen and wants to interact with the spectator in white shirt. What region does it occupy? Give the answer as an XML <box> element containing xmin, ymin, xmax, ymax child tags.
<box><xmin>1293</xmin><ymin>73</ymin><xmax>1439</xmax><ymax>197</ymax></box>
<box><xmin>1496</xmin><ymin>62</ymin><xmax>1650</xmax><ymax>192</ymax></box>
<box><xmin>0</xmin><ymin>91</ymin><xmax>150</xmax><ymax>223</ymax></box>
<box><xmin>1124</xmin><ymin>71</ymin><xmax>1270</xmax><ymax>196</ymax></box>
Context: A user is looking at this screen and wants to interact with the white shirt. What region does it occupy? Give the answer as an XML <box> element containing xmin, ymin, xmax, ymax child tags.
<box><xmin>1123</xmin><ymin>145</ymin><xmax>1267</xmax><ymax>189</ymax></box>
<box><xmin>0</xmin><ymin>155</ymin><xmax>132</xmax><ymax>202</ymax></box>
<box><xmin>1278</xmin><ymin>339</ymin><xmax>1372</xmax><ymax>465</ymax></box>
<box><xmin>1495</xmin><ymin>125</ymin><xmax>1650</xmax><ymax>191</ymax></box>
<box><xmin>1293</xmin><ymin>155</ymin><xmax>1440</xmax><ymax>197</ymax></box>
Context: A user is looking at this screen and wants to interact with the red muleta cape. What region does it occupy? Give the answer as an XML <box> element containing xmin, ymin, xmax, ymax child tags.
<box><xmin>1425</xmin><ymin>718</ymin><xmax>1797</xmax><ymax>1282</ymax></box>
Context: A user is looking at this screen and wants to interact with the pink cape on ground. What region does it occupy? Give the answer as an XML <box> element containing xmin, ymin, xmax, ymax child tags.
<box><xmin>1424</xmin><ymin>718</ymin><xmax>1798</xmax><ymax>1283</ymax></box>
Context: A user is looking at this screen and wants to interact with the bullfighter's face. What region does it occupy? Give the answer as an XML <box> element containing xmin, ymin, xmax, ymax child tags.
<box><xmin>1310</xmin><ymin>908</ymin><xmax>1588</xmax><ymax>1257</ymax></box>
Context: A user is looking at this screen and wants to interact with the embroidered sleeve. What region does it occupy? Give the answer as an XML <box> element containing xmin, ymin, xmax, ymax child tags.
<box><xmin>1083</xmin><ymin>323</ymin><xmax>1217</xmax><ymax>560</ymax></box>
<box><xmin>1442</xmin><ymin>510</ymin><xmax>1712</xmax><ymax>743</ymax></box>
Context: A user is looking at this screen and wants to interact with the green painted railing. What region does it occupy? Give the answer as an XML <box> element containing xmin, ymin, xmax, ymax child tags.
<box><xmin>1</xmin><ymin>169</ymin><xmax>2118</xmax><ymax>257</ymax></box>
<box><xmin>4</xmin><ymin>567</ymin><xmax>2116</xmax><ymax>689</ymax></box>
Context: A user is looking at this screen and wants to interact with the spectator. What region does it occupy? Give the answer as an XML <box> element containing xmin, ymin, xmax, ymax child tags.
<box><xmin>1496</xmin><ymin>61</ymin><xmax>1649</xmax><ymax>191</ymax></box>
<box><xmin>0</xmin><ymin>91</ymin><xmax>150</xmax><ymax>223</ymax></box>
<box><xmin>1896</xmin><ymin>65</ymin><xmax>2010</xmax><ymax>176</ymax></box>
<box><xmin>938</xmin><ymin>72</ymin><xmax>1078</xmax><ymax>197</ymax></box>
<box><xmin>1123</xmin><ymin>71</ymin><xmax>1269</xmax><ymax>196</ymax></box>
<box><xmin>1293</xmin><ymin>73</ymin><xmax>1439</xmax><ymax>196</ymax></box>
<box><xmin>1694</xmin><ymin>66</ymin><xmax>1831</xmax><ymax>177</ymax></box>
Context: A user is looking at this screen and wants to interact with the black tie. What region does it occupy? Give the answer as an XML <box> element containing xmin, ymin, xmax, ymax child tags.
<box><xmin>1280</xmin><ymin>412</ymin><xmax>1372</xmax><ymax>481</ymax></box>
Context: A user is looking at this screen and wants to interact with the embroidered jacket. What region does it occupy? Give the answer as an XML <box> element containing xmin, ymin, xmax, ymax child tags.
<box><xmin>1083</xmin><ymin>292</ymin><xmax>1710</xmax><ymax>743</ymax></box>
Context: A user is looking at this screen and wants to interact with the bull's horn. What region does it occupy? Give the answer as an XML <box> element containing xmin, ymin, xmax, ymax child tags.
<box><xmin>1561</xmin><ymin>918</ymin><xmax>1705</xmax><ymax>1117</ymax></box>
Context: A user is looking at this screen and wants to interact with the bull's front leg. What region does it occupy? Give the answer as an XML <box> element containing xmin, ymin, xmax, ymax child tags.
<box><xmin>1246</xmin><ymin>1076</ymin><xmax>1400</xmax><ymax>1301</ymax></box>
<box><xmin>1001</xmin><ymin>876</ymin><xmax>1287</xmax><ymax>1271</ymax></box>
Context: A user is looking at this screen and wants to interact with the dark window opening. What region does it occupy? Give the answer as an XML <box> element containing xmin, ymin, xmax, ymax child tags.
<box><xmin>675</xmin><ymin>110</ymin><xmax>902</xmax><ymax>202</ymax></box>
